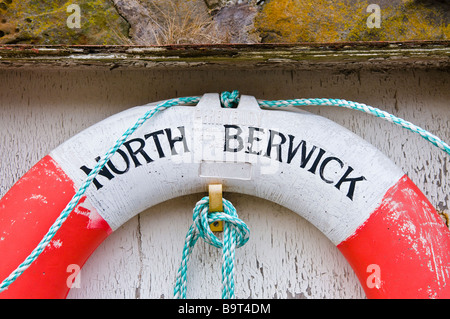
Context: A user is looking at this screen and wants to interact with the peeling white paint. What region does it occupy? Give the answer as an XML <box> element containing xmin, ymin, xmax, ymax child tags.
<box><xmin>50</xmin><ymin>239</ymin><xmax>63</xmax><ymax>249</ymax></box>
<box><xmin>29</xmin><ymin>194</ymin><xmax>48</xmax><ymax>203</ymax></box>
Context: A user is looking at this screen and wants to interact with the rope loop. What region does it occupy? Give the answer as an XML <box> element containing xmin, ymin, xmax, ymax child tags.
<box><xmin>220</xmin><ymin>90</ymin><xmax>240</xmax><ymax>108</ymax></box>
<box><xmin>193</xmin><ymin>196</ymin><xmax>249</xmax><ymax>249</ymax></box>
<box><xmin>173</xmin><ymin>196</ymin><xmax>249</xmax><ymax>299</ymax></box>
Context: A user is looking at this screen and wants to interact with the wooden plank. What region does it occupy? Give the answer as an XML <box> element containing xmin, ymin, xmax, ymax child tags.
<box><xmin>0</xmin><ymin>42</ymin><xmax>449</xmax><ymax>70</ymax></box>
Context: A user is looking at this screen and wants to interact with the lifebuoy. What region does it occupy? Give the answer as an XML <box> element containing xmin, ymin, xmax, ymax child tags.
<box><xmin>0</xmin><ymin>93</ymin><xmax>449</xmax><ymax>299</ymax></box>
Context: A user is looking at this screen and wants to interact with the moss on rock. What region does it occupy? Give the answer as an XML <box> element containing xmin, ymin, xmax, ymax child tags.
<box><xmin>0</xmin><ymin>0</ymin><xmax>130</xmax><ymax>44</ymax></box>
<box><xmin>1</xmin><ymin>0</ymin><xmax>449</xmax><ymax>45</ymax></box>
<box><xmin>255</xmin><ymin>0</ymin><xmax>450</xmax><ymax>43</ymax></box>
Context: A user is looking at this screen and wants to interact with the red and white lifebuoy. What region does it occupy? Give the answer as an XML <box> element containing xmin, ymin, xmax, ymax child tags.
<box><xmin>0</xmin><ymin>94</ymin><xmax>449</xmax><ymax>299</ymax></box>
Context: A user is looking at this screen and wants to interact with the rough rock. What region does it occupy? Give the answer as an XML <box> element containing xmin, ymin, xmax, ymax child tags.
<box><xmin>212</xmin><ymin>3</ymin><xmax>260</xmax><ymax>43</ymax></box>
<box><xmin>112</xmin><ymin>0</ymin><xmax>228</xmax><ymax>45</ymax></box>
<box><xmin>0</xmin><ymin>0</ymin><xmax>129</xmax><ymax>44</ymax></box>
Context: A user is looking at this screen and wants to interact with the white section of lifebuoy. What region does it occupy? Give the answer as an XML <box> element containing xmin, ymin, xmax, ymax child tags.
<box><xmin>50</xmin><ymin>94</ymin><xmax>403</xmax><ymax>245</ymax></box>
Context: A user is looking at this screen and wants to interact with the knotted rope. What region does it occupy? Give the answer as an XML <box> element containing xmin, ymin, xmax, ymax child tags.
<box><xmin>220</xmin><ymin>90</ymin><xmax>240</xmax><ymax>108</ymax></box>
<box><xmin>173</xmin><ymin>196</ymin><xmax>249</xmax><ymax>299</ymax></box>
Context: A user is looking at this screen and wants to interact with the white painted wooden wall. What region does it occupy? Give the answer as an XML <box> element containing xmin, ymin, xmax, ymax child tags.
<box><xmin>0</xmin><ymin>66</ymin><xmax>448</xmax><ymax>299</ymax></box>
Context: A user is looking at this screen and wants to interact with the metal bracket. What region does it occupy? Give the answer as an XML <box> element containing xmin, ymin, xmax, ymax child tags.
<box><xmin>209</xmin><ymin>184</ymin><xmax>224</xmax><ymax>232</ymax></box>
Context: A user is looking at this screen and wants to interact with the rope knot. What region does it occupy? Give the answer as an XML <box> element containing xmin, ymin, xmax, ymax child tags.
<box><xmin>193</xmin><ymin>196</ymin><xmax>249</xmax><ymax>249</ymax></box>
<box><xmin>220</xmin><ymin>90</ymin><xmax>240</xmax><ymax>108</ymax></box>
<box><xmin>174</xmin><ymin>196</ymin><xmax>249</xmax><ymax>299</ymax></box>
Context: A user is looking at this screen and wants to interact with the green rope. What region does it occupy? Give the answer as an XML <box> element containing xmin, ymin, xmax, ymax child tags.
<box><xmin>258</xmin><ymin>97</ymin><xmax>450</xmax><ymax>156</ymax></box>
<box><xmin>220</xmin><ymin>90</ymin><xmax>240</xmax><ymax>108</ymax></box>
<box><xmin>173</xmin><ymin>196</ymin><xmax>249</xmax><ymax>299</ymax></box>
<box><xmin>0</xmin><ymin>96</ymin><xmax>200</xmax><ymax>293</ymax></box>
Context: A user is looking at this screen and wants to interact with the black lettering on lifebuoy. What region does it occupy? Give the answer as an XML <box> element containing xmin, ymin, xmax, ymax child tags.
<box><xmin>286</xmin><ymin>136</ymin><xmax>316</xmax><ymax>168</ymax></box>
<box><xmin>223</xmin><ymin>125</ymin><xmax>367</xmax><ymax>201</ymax></box>
<box><xmin>80</xmin><ymin>124</ymin><xmax>366</xmax><ymax>201</ymax></box>
<box><xmin>320</xmin><ymin>156</ymin><xmax>344</xmax><ymax>184</ymax></box>
<box><xmin>245</xmin><ymin>126</ymin><xmax>264</xmax><ymax>155</ymax></box>
<box><xmin>308</xmin><ymin>148</ymin><xmax>326</xmax><ymax>174</ymax></box>
<box><xmin>224</xmin><ymin>124</ymin><xmax>244</xmax><ymax>153</ymax></box>
<box><xmin>335</xmin><ymin>166</ymin><xmax>367</xmax><ymax>200</ymax></box>
<box><xmin>165</xmin><ymin>126</ymin><xmax>190</xmax><ymax>156</ymax></box>
<box><xmin>145</xmin><ymin>130</ymin><xmax>165</xmax><ymax>158</ymax></box>
<box><xmin>81</xmin><ymin>126</ymin><xmax>189</xmax><ymax>190</ymax></box>
<box><xmin>264</xmin><ymin>129</ymin><xmax>287</xmax><ymax>163</ymax></box>
<box><xmin>107</xmin><ymin>149</ymin><xmax>130</xmax><ymax>175</ymax></box>
<box><xmin>80</xmin><ymin>156</ymin><xmax>115</xmax><ymax>190</ymax></box>
<box><xmin>123</xmin><ymin>138</ymin><xmax>154</xmax><ymax>167</ymax></box>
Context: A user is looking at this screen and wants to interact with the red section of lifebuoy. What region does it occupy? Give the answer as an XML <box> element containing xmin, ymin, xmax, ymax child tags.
<box><xmin>338</xmin><ymin>175</ymin><xmax>450</xmax><ymax>299</ymax></box>
<box><xmin>0</xmin><ymin>156</ymin><xmax>111</xmax><ymax>298</ymax></box>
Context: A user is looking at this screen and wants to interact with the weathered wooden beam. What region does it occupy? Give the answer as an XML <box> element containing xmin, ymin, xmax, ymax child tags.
<box><xmin>0</xmin><ymin>41</ymin><xmax>449</xmax><ymax>70</ymax></box>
